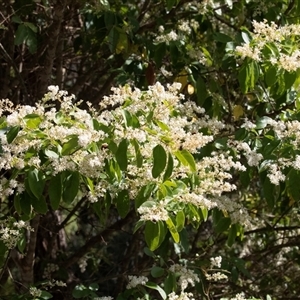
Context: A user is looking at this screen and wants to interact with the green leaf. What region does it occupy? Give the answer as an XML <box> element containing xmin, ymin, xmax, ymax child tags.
<box><xmin>49</xmin><ymin>173</ymin><xmax>62</xmax><ymax>210</ymax></box>
<box><xmin>263</xmin><ymin>176</ymin><xmax>276</xmax><ymax>208</ymax></box>
<box><xmin>199</xmin><ymin>207</ymin><xmax>208</xmax><ymax>221</ymax></box>
<box><xmin>174</xmin><ymin>150</ymin><xmax>196</xmax><ymax>172</ymax></box>
<box><xmin>108</xmin><ymin>26</ymin><xmax>119</xmax><ymax>53</ymax></box>
<box><xmin>116</xmin><ymin>139</ymin><xmax>128</xmax><ymax>171</ymax></box>
<box><xmin>238</xmin><ymin>61</ymin><xmax>259</xmax><ymax>94</ymax></box>
<box><xmin>164</xmin><ymin>273</ymin><xmax>176</xmax><ymax>295</ymax></box>
<box><xmin>24</xmin><ymin>22</ymin><xmax>37</xmax><ymax>33</ymax></box>
<box><xmin>0</xmin><ymin>240</ymin><xmax>8</xmax><ymax>268</ymax></box>
<box><xmin>11</xmin><ymin>15</ymin><xmax>23</xmax><ymax>24</ymax></box>
<box><xmin>14</xmin><ymin>194</ymin><xmax>22</xmax><ymax>215</ymax></box>
<box><xmin>14</xmin><ymin>24</ymin><xmax>28</xmax><ymax>45</ymax></box>
<box><xmin>265</xmin><ymin>66</ymin><xmax>277</xmax><ymax>86</ymax></box>
<box><xmin>196</xmin><ymin>76</ymin><xmax>208</xmax><ymax>106</ymax></box>
<box><xmin>31</xmin><ymin>195</ymin><xmax>48</xmax><ymax>214</ymax></box>
<box><xmin>256</xmin><ymin>116</ymin><xmax>272</xmax><ymax>129</ymax></box>
<box><xmin>115</xmin><ymin>190</ymin><xmax>130</xmax><ymax>218</ymax></box>
<box><xmin>152</xmin><ymin>145</ymin><xmax>167</xmax><ymax>178</ymax></box>
<box><xmin>163</xmin><ymin>152</ymin><xmax>174</xmax><ymax>181</ymax></box>
<box><xmin>166</xmin><ymin>218</ymin><xmax>180</xmax><ymax>243</ymax></box>
<box><xmin>287</xmin><ymin>169</ymin><xmax>300</xmax><ymax>202</ymax></box>
<box><xmin>214</xmin><ymin>217</ymin><xmax>231</xmax><ymax>233</ymax></box>
<box><xmin>241</xmin><ymin>30</ymin><xmax>252</xmax><ymax>43</ymax></box>
<box><xmin>61</xmin><ymin>136</ymin><xmax>79</xmax><ymax>155</ymax></box>
<box><xmin>6</xmin><ymin>126</ymin><xmax>20</xmax><ymax>143</ymax></box>
<box><xmin>17</xmin><ymin>233</ymin><xmax>27</xmax><ymax>254</ymax></box>
<box><xmin>132</xmin><ymin>139</ymin><xmax>143</xmax><ymax>167</ymax></box>
<box><xmin>24</xmin><ymin>114</ymin><xmax>42</xmax><ymax>129</ymax></box>
<box><xmin>284</xmin><ymin>71</ymin><xmax>297</xmax><ymax>89</ymax></box>
<box><xmin>214</xmin><ymin>32</ymin><xmax>232</xmax><ymax>43</ymax></box>
<box><xmin>166</xmin><ymin>0</ymin><xmax>177</xmax><ymax>11</ymax></box>
<box><xmin>179</xmin><ymin>228</ymin><xmax>189</xmax><ymax>253</ymax></box>
<box><xmin>72</xmin><ymin>285</ymin><xmax>90</xmax><ymax>299</ymax></box>
<box><xmin>62</xmin><ymin>171</ymin><xmax>80</xmax><ymax>204</ymax></box>
<box><xmin>166</xmin><ymin>217</ymin><xmax>179</xmax><ymax>243</ymax></box>
<box><xmin>40</xmin><ymin>290</ymin><xmax>53</xmax><ymax>299</ymax></box>
<box><xmin>135</xmin><ymin>183</ymin><xmax>156</xmax><ymax>209</ymax></box>
<box><xmin>116</xmin><ymin>29</ymin><xmax>128</xmax><ymax>54</ymax></box>
<box><xmin>145</xmin><ymin>221</ymin><xmax>167</xmax><ymax>251</ymax></box>
<box><xmin>19</xmin><ymin>192</ymin><xmax>32</xmax><ymax>216</ymax></box>
<box><xmin>151</xmin><ymin>266</ymin><xmax>165</xmax><ymax>278</ymax></box>
<box><xmin>175</xmin><ymin>211</ymin><xmax>185</xmax><ymax>232</ymax></box>
<box><xmin>238</xmin><ymin>63</ymin><xmax>248</xmax><ymax>94</ymax></box>
<box><xmin>227</xmin><ymin>224</ymin><xmax>238</xmax><ymax>247</ymax></box>
<box><xmin>27</xmin><ymin>168</ymin><xmax>45</xmax><ymax>199</ymax></box>
<box><xmin>145</xmin><ymin>282</ymin><xmax>167</xmax><ymax>300</ymax></box>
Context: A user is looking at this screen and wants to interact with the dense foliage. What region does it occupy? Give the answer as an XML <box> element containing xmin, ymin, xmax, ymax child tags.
<box><xmin>1</xmin><ymin>0</ymin><xmax>300</xmax><ymax>299</ymax></box>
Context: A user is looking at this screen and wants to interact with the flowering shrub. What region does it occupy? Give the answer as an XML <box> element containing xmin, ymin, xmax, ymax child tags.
<box><xmin>2</xmin><ymin>0</ymin><xmax>300</xmax><ymax>299</ymax></box>
<box><xmin>0</xmin><ymin>82</ymin><xmax>264</xmax><ymax>299</ymax></box>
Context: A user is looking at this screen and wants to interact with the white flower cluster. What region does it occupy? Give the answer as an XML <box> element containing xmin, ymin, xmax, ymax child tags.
<box><xmin>210</xmin><ymin>256</ymin><xmax>222</xmax><ymax>268</ymax></box>
<box><xmin>205</xmin><ymin>255</ymin><xmax>228</xmax><ymax>281</ymax></box>
<box><xmin>230</xmin><ymin>292</ymin><xmax>248</xmax><ymax>300</ymax></box>
<box><xmin>43</xmin><ymin>263</ymin><xmax>59</xmax><ymax>279</ymax></box>
<box><xmin>45</xmin><ymin>279</ymin><xmax>67</xmax><ymax>288</ymax></box>
<box><xmin>229</xmin><ymin>141</ymin><xmax>263</xmax><ymax>167</ymax></box>
<box><xmin>168</xmin><ymin>291</ymin><xmax>195</xmax><ymax>300</ymax></box>
<box><xmin>78</xmin><ymin>256</ymin><xmax>88</xmax><ymax>273</ymax></box>
<box><xmin>235</xmin><ymin>20</ymin><xmax>300</xmax><ymax>72</ymax></box>
<box><xmin>29</xmin><ymin>287</ymin><xmax>42</xmax><ymax>298</ymax></box>
<box><xmin>0</xmin><ymin>83</ymin><xmax>250</xmax><ymax>227</ymax></box>
<box><xmin>137</xmin><ymin>200</ymin><xmax>169</xmax><ymax>222</ymax></box>
<box><xmin>0</xmin><ymin>219</ymin><xmax>32</xmax><ymax>249</ymax></box>
<box><xmin>169</xmin><ymin>263</ymin><xmax>200</xmax><ymax>291</ymax></box>
<box><xmin>126</xmin><ymin>275</ymin><xmax>148</xmax><ymax>289</ymax></box>
<box><xmin>205</xmin><ymin>271</ymin><xmax>228</xmax><ymax>281</ymax></box>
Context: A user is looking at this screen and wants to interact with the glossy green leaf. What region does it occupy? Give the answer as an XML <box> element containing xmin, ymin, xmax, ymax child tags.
<box><xmin>174</xmin><ymin>150</ymin><xmax>196</xmax><ymax>172</ymax></box>
<box><xmin>62</xmin><ymin>171</ymin><xmax>80</xmax><ymax>204</ymax></box>
<box><xmin>265</xmin><ymin>66</ymin><xmax>277</xmax><ymax>86</ymax></box>
<box><xmin>0</xmin><ymin>241</ymin><xmax>8</xmax><ymax>268</ymax></box>
<box><xmin>287</xmin><ymin>169</ymin><xmax>300</xmax><ymax>202</ymax></box>
<box><xmin>175</xmin><ymin>211</ymin><xmax>185</xmax><ymax>232</ymax></box>
<box><xmin>49</xmin><ymin>173</ymin><xmax>62</xmax><ymax>210</ymax></box>
<box><xmin>14</xmin><ymin>24</ymin><xmax>28</xmax><ymax>45</ymax></box>
<box><xmin>115</xmin><ymin>190</ymin><xmax>130</xmax><ymax>218</ymax></box>
<box><xmin>132</xmin><ymin>139</ymin><xmax>143</xmax><ymax>167</ymax></box>
<box><xmin>166</xmin><ymin>0</ymin><xmax>177</xmax><ymax>10</ymax></box>
<box><xmin>19</xmin><ymin>192</ymin><xmax>32</xmax><ymax>216</ymax></box>
<box><xmin>145</xmin><ymin>282</ymin><xmax>167</xmax><ymax>300</ymax></box>
<box><xmin>108</xmin><ymin>26</ymin><xmax>119</xmax><ymax>53</ymax></box>
<box><xmin>196</xmin><ymin>76</ymin><xmax>208</xmax><ymax>106</ymax></box>
<box><xmin>163</xmin><ymin>152</ymin><xmax>174</xmax><ymax>181</ymax></box>
<box><xmin>214</xmin><ymin>217</ymin><xmax>231</xmax><ymax>233</ymax></box>
<box><xmin>164</xmin><ymin>273</ymin><xmax>176</xmax><ymax>295</ymax></box>
<box><xmin>24</xmin><ymin>114</ymin><xmax>42</xmax><ymax>129</ymax></box>
<box><xmin>145</xmin><ymin>221</ymin><xmax>167</xmax><ymax>251</ymax></box>
<box><xmin>151</xmin><ymin>266</ymin><xmax>165</xmax><ymax>278</ymax></box>
<box><xmin>27</xmin><ymin>168</ymin><xmax>45</xmax><ymax>199</ymax></box>
<box><xmin>166</xmin><ymin>217</ymin><xmax>179</xmax><ymax>243</ymax></box>
<box><xmin>13</xmin><ymin>194</ymin><xmax>22</xmax><ymax>215</ymax></box>
<box><xmin>31</xmin><ymin>195</ymin><xmax>48</xmax><ymax>214</ymax></box>
<box><xmin>116</xmin><ymin>139</ymin><xmax>128</xmax><ymax>171</ymax></box>
<box><xmin>152</xmin><ymin>145</ymin><xmax>167</xmax><ymax>178</ymax></box>
<box><xmin>227</xmin><ymin>224</ymin><xmax>238</xmax><ymax>247</ymax></box>
<box><xmin>284</xmin><ymin>71</ymin><xmax>297</xmax><ymax>90</ymax></box>
<box><xmin>263</xmin><ymin>176</ymin><xmax>276</xmax><ymax>208</ymax></box>
<box><xmin>6</xmin><ymin>126</ymin><xmax>20</xmax><ymax>144</ymax></box>
<box><xmin>61</xmin><ymin>136</ymin><xmax>79</xmax><ymax>155</ymax></box>
<box><xmin>17</xmin><ymin>233</ymin><xmax>26</xmax><ymax>254</ymax></box>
